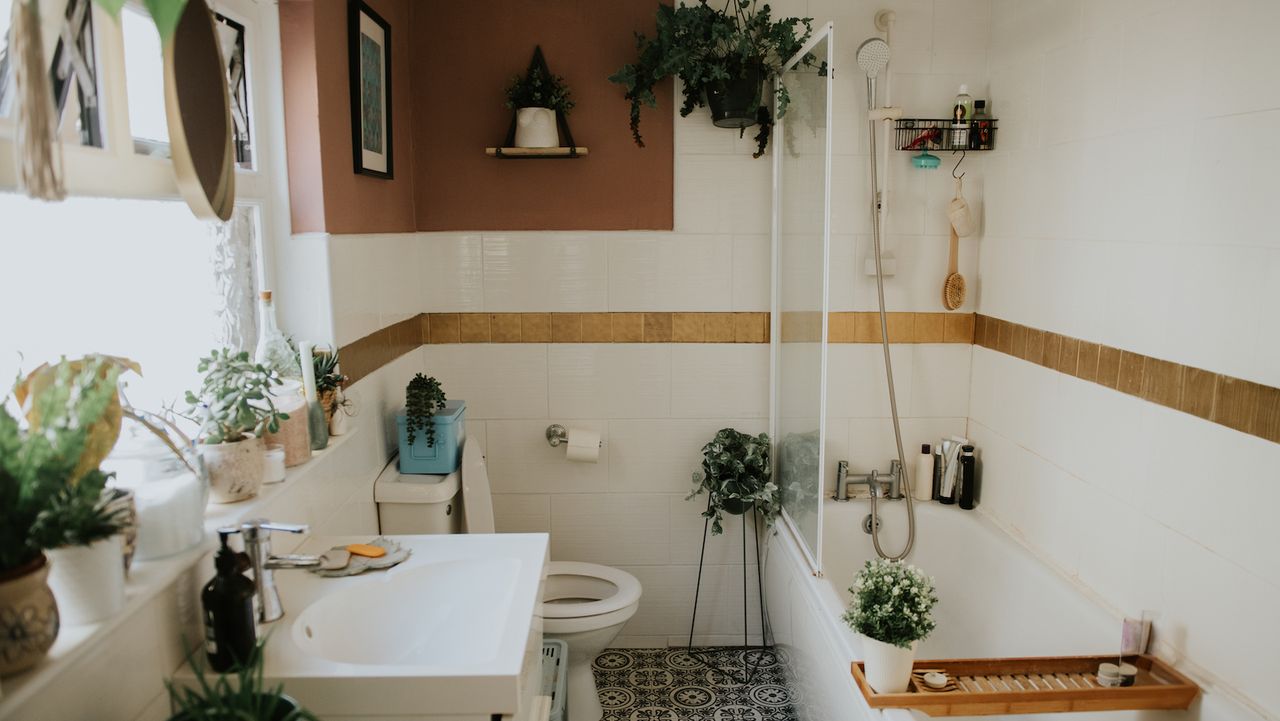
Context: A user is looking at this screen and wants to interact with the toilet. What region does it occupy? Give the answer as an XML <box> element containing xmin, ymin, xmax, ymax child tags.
<box><xmin>375</xmin><ymin>437</ymin><xmax>641</xmax><ymax>721</ymax></box>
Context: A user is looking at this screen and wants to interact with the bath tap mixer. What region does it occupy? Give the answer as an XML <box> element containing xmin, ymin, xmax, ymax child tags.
<box><xmin>835</xmin><ymin>460</ymin><xmax>904</xmax><ymax>501</ymax></box>
<box><xmin>223</xmin><ymin>519</ymin><xmax>319</xmax><ymax>623</ymax></box>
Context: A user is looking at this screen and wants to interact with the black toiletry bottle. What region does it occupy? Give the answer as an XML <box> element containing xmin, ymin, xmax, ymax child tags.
<box><xmin>203</xmin><ymin>531</ymin><xmax>257</xmax><ymax>671</ymax></box>
<box><xmin>958</xmin><ymin>445</ymin><xmax>978</xmax><ymax>510</ymax></box>
<box><xmin>971</xmin><ymin>100</ymin><xmax>992</xmax><ymax>150</ymax></box>
<box><xmin>931</xmin><ymin>445</ymin><xmax>943</xmax><ymax>501</ymax></box>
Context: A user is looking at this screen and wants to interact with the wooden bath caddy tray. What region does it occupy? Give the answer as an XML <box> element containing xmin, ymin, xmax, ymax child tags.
<box><xmin>851</xmin><ymin>654</ymin><xmax>1198</xmax><ymax>716</ymax></box>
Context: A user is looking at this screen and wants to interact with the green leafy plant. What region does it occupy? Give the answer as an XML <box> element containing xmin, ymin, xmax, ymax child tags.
<box><xmin>166</xmin><ymin>637</ymin><xmax>319</xmax><ymax>721</ymax></box>
<box><xmin>184</xmin><ymin>349</ymin><xmax>288</xmax><ymax>445</ymax></box>
<box><xmin>505</xmin><ymin>65</ymin><xmax>575</xmax><ymax>113</ymax></box>
<box><xmin>404</xmin><ymin>374</ymin><xmax>446</xmax><ymax>448</ymax></box>
<box><xmin>687</xmin><ymin>427</ymin><xmax>778</xmax><ymax>534</ymax></box>
<box><xmin>609</xmin><ymin>0</ymin><xmax>813</xmax><ymax>157</ymax></box>
<box><xmin>842</xmin><ymin>559</ymin><xmax>939</xmax><ymax>649</ymax></box>
<box><xmin>93</xmin><ymin>0</ymin><xmax>189</xmax><ymax>43</ymax></box>
<box><xmin>0</xmin><ymin>356</ymin><xmax>133</xmax><ymax>572</ymax></box>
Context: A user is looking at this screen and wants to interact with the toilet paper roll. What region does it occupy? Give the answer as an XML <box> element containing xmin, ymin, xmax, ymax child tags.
<box><xmin>565</xmin><ymin>428</ymin><xmax>601</xmax><ymax>463</ymax></box>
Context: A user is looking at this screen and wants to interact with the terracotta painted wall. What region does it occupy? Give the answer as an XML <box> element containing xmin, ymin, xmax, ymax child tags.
<box><xmin>408</xmin><ymin>0</ymin><xmax>673</xmax><ymax>231</ymax></box>
<box><xmin>280</xmin><ymin>0</ymin><xmax>418</xmax><ymax>234</ymax></box>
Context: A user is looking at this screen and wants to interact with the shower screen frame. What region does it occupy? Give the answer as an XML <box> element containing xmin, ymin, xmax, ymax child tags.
<box><xmin>770</xmin><ymin>22</ymin><xmax>833</xmax><ymax>574</ymax></box>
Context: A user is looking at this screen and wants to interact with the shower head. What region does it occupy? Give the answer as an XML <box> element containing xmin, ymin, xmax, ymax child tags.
<box><xmin>856</xmin><ymin>37</ymin><xmax>891</xmax><ymax>111</ymax></box>
<box><xmin>856</xmin><ymin>37</ymin><xmax>891</xmax><ymax>78</ymax></box>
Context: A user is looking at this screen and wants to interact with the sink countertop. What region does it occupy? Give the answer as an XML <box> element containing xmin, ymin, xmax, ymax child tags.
<box><xmin>182</xmin><ymin>533</ymin><xmax>549</xmax><ymax>718</ymax></box>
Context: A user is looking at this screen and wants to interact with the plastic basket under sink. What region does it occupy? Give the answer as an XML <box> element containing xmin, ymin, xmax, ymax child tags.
<box><xmin>542</xmin><ymin>640</ymin><xmax>568</xmax><ymax>721</ymax></box>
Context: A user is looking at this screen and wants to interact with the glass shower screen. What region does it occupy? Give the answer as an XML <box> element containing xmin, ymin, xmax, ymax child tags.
<box><xmin>772</xmin><ymin>26</ymin><xmax>832</xmax><ymax>569</ymax></box>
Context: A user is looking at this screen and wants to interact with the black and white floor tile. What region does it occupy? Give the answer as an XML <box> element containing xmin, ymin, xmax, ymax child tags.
<box><xmin>593</xmin><ymin>648</ymin><xmax>799</xmax><ymax>721</ymax></box>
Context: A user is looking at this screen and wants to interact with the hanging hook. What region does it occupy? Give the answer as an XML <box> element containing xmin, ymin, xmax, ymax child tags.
<box><xmin>952</xmin><ymin>149</ymin><xmax>966</xmax><ymax>180</ymax></box>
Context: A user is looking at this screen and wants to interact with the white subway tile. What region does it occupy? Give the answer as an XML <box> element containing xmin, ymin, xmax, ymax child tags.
<box><xmin>551</xmin><ymin>494</ymin><xmax>670</xmax><ymax>566</ymax></box>
<box><xmin>421</xmin><ymin>345</ymin><xmax>548</xmax><ymax>419</ymax></box>
<box><xmin>548</xmin><ymin>344</ymin><xmax>671</xmax><ymax>419</ymax></box>
<box><xmin>909</xmin><ymin>345</ymin><xmax>973</xmax><ymax>417</ymax></box>
<box><xmin>484</xmin><ymin>420</ymin><xmax>609</xmax><ymax>494</ymax></box>
<box><xmin>420</xmin><ymin>233</ymin><xmax>484</xmax><ymax>312</ymax></box>
<box><xmin>492</xmin><ymin>494</ymin><xmax>552</xmax><ymax>533</ymax></box>
<box><xmin>609</xmin><ymin>419</ymin><xmax>767</xmax><ymax>494</ymax></box>
<box><xmin>671</xmin><ymin>345</ymin><xmax>771</xmax><ymax>418</ymax></box>
<box><xmin>482</xmin><ymin>234</ymin><xmax>607</xmax><ymax>312</ymax></box>
<box><xmin>732</xmin><ymin>234</ymin><xmax>773</xmax><ymax>312</ymax></box>
<box><xmin>674</xmin><ymin>155</ymin><xmax>771</xmax><ymax>234</ymax></box>
<box><xmin>607</xmin><ymin>233</ymin><xmax>734</xmax><ymax>311</ymax></box>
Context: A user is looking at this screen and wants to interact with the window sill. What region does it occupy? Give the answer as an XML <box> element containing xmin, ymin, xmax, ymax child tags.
<box><xmin>0</xmin><ymin>427</ymin><xmax>360</xmax><ymax>716</ymax></box>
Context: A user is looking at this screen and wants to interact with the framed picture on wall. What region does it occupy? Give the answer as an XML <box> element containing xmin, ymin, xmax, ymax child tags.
<box><xmin>348</xmin><ymin>0</ymin><xmax>393</xmax><ymax>178</ymax></box>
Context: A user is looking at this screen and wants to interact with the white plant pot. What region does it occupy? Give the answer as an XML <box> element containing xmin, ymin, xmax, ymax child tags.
<box><xmin>47</xmin><ymin>536</ymin><xmax>126</xmax><ymax>626</ymax></box>
<box><xmin>861</xmin><ymin>635</ymin><xmax>917</xmax><ymax>693</ymax></box>
<box><xmin>329</xmin><ymin>408</ymin><xmax>349</xmax><ymax>436</ymax></box>
<box><xmin>200</xmin><ymin>436</ymin><xmax>266</xmax><ymax>503</ymax></box>
<box><xmin>514</xmin><ymin>107</ymin><xmax>558</xmax><ymax>148</ymax></box>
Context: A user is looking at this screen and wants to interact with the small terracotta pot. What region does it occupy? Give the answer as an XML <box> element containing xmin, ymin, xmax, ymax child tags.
<box><xmin>0</xmin><ymin>555</ymin><xmax>60</xmax><ymax>676</ymax></box>
<box><xmin>200</xmin><ymin>435</ymin><xmax>266</xmax><ymax>503</ymax></box>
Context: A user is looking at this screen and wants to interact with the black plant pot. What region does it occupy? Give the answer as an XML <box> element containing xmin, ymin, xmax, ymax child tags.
<box><xmin>706</xmin><ymin>66</ymin><xmax>763</xmax><ymax>129</ymax></box>
<box><xmin>168</xmin><ymin>695</ymin><xmax>303</xmax><ymax>721</ymax></box>
<box><xmin>718</xmin><ymin>497</ymin><xmax>755</xmax><ymax>516</ymax></box>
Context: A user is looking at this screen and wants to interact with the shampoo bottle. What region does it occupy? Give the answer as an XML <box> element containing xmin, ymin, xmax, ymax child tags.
<box><xmin>958</xmin><ymin>445</ymin><xmax>977</xmax><ymax>510</ymax></box>
<box><xmin>931</xmin><ymin>444</ymin><xmax>943</xmax><ymax>500</ymax></box>
<box><xmin>202</xmin><ymin>531</ymin><xmax>257</xmax><ymax>671</ymax></box>
<box><xmin>951</xmin><ymin>85</ymin><xmax>973</xmax><ymax>147</ymax></box>
<box><xmin>914</xmin><ymin>444</ymin><xmax>934</xmax><ymax>501</ymax></box>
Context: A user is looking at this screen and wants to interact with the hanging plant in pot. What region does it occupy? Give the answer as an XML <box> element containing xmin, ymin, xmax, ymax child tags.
<box><xmin>842</xmin><ymin>559</ymin><xmax>939</xmax><ymax>693</ymax></box>
<box><xmin>397</xmin><ymin>374</ymin><xmax>465</xmax><ymax>474</ymax></box>
<box><xmin>184</xmin><ymin>349</ymin><xmax>288</xmax><ymax>504</ymax></box>
<box><xmin>0</xmin><ymin>355</ymin><xmax>139</xmax><ymax>672</ymax></box>
<box><xmin>687</xmin><ymin>428</ymin><xmax>779</xmax><ymax>534</ymax></box>
<box><xmin>505</xmin><ymin>65</ymin><xmax>575</xmax><ymax>149</ymax></box>
<box><xmin>609</xmin><ymin>0</ymin><xmax>813</xmax><ymax>158</ymax></box>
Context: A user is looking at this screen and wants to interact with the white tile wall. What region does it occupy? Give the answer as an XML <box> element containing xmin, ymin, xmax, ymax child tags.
<box><xmin>977</xmin><ymin>4</ymin><xmax>1280</xmax><ymax>715</ymax></box>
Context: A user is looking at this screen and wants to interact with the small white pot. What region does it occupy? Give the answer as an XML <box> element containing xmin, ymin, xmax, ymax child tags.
<box><xmin>200</xmin><ymin>435</ymin><xmax>266</xmax><ymax>503</ymax></box>
<box><xmin>861</xmin><ymin>635</ymin><xmax>917</xmax><ymax>693</ymax></box>
<box><xmin>329</xmin><ymin>407</ymin><xmax>349</xmax><ymax>436</ymax></box>
<box><xmin>515</xmin><ymin>107</ymin><xmax>558</xmax><ymax>148</ymax></box>
<box><xmin>47</xmin><ymin>536</ymin><xmax>126</xmax><ymax>626</ymax></box>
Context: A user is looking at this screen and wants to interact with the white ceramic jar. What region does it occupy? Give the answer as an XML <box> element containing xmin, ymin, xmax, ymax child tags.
<box><xmin>515</xmin><ymin>107</ymin><xmax>558</xmax><ymax>148</ymax></box>
<box><xmin>47</xmin><ymin>536</ymin><xmax>126</xmax><ymax>625</ymax></box>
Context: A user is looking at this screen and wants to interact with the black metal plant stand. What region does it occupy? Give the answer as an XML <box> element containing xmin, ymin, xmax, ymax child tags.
<box><xmin>684</xmin><ymin>496</ymin><xmax>775</xmax><ymax>685</ymax></box>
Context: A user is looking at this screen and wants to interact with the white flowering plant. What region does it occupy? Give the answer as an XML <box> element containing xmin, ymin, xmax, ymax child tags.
<box><xmin>842</xmin><ymin>559</ymin><xmax>939</xmax><ymax>649</ymax></box>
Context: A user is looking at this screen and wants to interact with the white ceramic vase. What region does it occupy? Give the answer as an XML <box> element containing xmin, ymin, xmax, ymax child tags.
<box><xmin>862</xmin><ymin>635</ymin><xmax>917</xmax><ymax>693</ymax></box>
<box><xmin>515</xmin><ymin>107</ymin><xmax>558</xmax><ymax>148</ymax></box>
<box><xmin>200</xmin><ymin>435</ymin><xmax>266</xmax><ymax>503</ymax></box>
<box><xmin>329</xmin><ymin>406</ymin><xmax>349</xmax><ymax>436</ymax></box>
<box><xmin>47</xmin><ymin>536</ymin><xmax>126</xmax><ymax>626</ymax></box>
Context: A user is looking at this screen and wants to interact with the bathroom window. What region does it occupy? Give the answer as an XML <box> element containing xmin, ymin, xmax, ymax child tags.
<box><xmin>0</xmin><ymin>193</ymin><xmax>261</xmax><ymax>412</ymax></box>
<box><xmin>121</xmin><ymin>4</ymin><xmax>169</xmax><ymax>156</ymax></box>
<box><xmin>0</xmin><ymin>0</ymin><xmax>105</xmax><ymax>147</ymax></box>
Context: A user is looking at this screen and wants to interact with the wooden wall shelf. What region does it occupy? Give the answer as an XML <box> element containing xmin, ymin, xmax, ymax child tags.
<box><xmin>851</xmin><ymin>654</ymin><xmax>1199</xmax><ymax>717</ymax></box>
<box><xmin>485</xmin><ymin>147</ymin><xmax>589</xmax><ymax>159</ymax></box>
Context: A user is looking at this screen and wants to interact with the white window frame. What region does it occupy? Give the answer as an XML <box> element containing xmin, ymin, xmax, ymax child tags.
<box><xmin>0</xmin><ymin>0</ymin><xmax>290</xmax><ymax>293</ymax></box>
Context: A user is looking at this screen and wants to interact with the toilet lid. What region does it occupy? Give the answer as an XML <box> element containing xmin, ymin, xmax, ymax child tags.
<box><xmin>541</xmin><ymin>561</ymin><xmax>641</xmax><ymax>619</ymax></box>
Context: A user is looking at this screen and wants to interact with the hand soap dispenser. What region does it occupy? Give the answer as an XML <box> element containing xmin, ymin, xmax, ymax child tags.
<box><xmin>202</xmin><ymin>530</ymin><xmax>257</xmax><ymax>671</ymax></box>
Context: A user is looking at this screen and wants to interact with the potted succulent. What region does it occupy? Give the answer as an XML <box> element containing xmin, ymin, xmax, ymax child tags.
<box><xmin>842</xmin><ymin>559</ymin><xmax>939</xmax><ymax>693</ymax></box>
<box><xmin>310</xmin><ymin>346</ymin><xmax>347</xmax><ymax>426</ymax></box>
<box><xmin>0</xmin><ymin>355</ymin><xmax>136</xmax><ymax>672</ymax></box>
<box><xmin>609</xmin><ymin>0</ymin><xmax>812</xmax><ymax>157</ymax></box>
<box><xmin>397</xmin><ymin>374</ymin><xmax>464</xmax><ymax>474</ymax></box>
<box><xmin>184</xmin><ymin>349</ymin><xmax>288</xmax><ymax>503</ymax></box>
<box><xmin>166</xmin><ymin>638</ymin><xmax>318</xmax><ymax>720</ymax></box>
<box><xmin>687</xmin><ymin>427</ymin><xmax>779</xmax><ymax>534</ymax></box>
<box><xmin>505</xmin><ymin>64</ymin><xmax>575</xmax><ymax>148</ymax></box>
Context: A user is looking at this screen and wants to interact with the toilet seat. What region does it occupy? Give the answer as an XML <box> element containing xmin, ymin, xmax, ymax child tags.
<box><xmin>541</xmin><ymin>561</ymin><xmax>641</xmax><ymax>634</ymax></box>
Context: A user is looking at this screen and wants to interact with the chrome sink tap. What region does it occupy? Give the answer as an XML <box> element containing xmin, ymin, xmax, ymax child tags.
<box><xmin>221</xmin><ymin>519</ymin><xmax>318</xmax><ymax>623</ymax></box>
<box><xmin>835</xmin><ymin>459</ymin><xmax>904</xmax><ymax>501</ymax></box>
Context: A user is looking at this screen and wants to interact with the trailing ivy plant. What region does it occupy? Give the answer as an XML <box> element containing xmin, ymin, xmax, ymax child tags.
<box><xmin>505</xmin><ymin>66</ymin><xmax>575</xmax><ymax>114</ymax></box>
<box><xmin>687</xmin><ymin>427</ymin><xmax>778</xmax><ymax>534</ymax></box>
<box><xmin>405</xmin><ymin>374</ymin><xmax>447</xmax><ymax>448</ymax></box>
<box><xmin>184</xmin><ymin>349</ymin><xmax>288</xmax><ymax>445</ymax></box>
<box><xmin>609</xmin><ymin>0</ymin><xmax>813</xmax><ymax>158</ymax></box>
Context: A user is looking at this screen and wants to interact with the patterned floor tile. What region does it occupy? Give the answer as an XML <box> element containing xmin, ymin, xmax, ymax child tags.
<box><xmin>593</xmin><ymin>648</ymin><xmax>798</xmax><ymax>721</ymax></box>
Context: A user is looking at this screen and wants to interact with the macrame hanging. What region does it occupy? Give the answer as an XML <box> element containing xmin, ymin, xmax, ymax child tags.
<box><xmin>10</xmin><ymin>0</ymin><xmax>67</xmax><ymax>201</ymax></box>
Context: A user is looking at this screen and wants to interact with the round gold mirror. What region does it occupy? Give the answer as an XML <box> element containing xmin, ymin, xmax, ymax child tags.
<box><xmin>163</xmin><ymin>0</ymin><xmax>235</xmax><ymax>221</ymax></box>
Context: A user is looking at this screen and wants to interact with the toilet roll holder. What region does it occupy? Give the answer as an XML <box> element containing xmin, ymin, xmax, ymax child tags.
<box><xmin>544</xmin><ymin>424</ymin><xmax>601</xmax><ymax>448</ymax></box>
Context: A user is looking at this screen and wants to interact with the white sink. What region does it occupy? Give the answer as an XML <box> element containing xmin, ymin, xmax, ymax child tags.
<box><xmin>182</xmin><ymin>533</ymin><xmax>549</xmax><ymax>719</ymax></box>
<box><xmin>291</xmin><ymin>557</ymin><xmax>521</xmax><ymax>667</ymax></box>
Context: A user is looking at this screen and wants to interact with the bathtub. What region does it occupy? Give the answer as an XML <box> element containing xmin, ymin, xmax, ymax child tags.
<box><xmin>763</xmin><ymin>500</ymin><xmax>1260</xmax><ymax>721</ymax></box>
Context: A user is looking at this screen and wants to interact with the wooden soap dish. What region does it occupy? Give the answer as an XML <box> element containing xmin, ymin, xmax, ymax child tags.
<box><xmin>852</xmin><ymin>654</ymin><xmax>1199</xmax><ymax>717</ymax></box>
